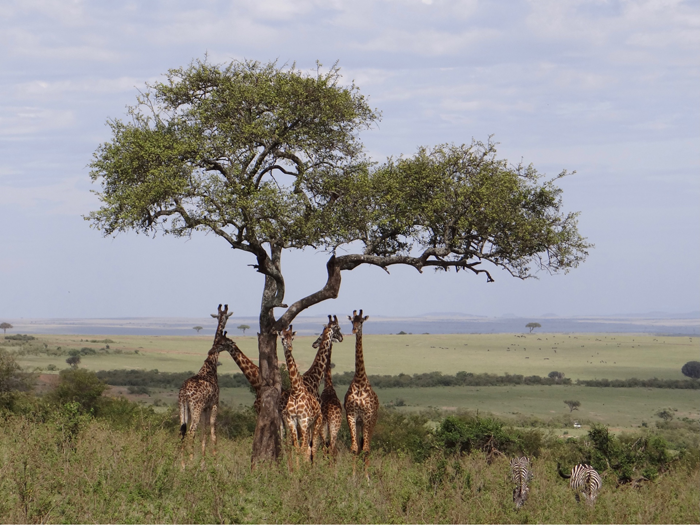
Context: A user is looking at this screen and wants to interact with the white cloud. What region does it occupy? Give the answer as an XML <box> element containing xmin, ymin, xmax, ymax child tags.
<box><xmin>0</xmin><ymin>106</ymin><xmax>75</xmax><ymax>135</ymax></box>
<box><xmin>0</xmin><ymin>177</ymin><xmax>98</xmax><ymax>215</ymax></box>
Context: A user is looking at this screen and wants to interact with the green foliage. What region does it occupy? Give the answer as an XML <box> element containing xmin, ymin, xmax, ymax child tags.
<box><xmin>372</xmin><ymin>409</ymin><xmax>435</xmax><ymax>462</ymax></box>
<box><xmin>65</xmin><ymin>355</ymin><xmax>81</xmax><ymax>368</ymax></box>
<box><xmin>435</xmin><ymin>415</ymin><xmax>538</xmax><ymax>458</ymax></box>
<box><xmin>0</xmin><ymin>322</ymin><xmax>12</xmax><ymax>334</ymax></box>
<box><xmin>526</xmin><ymin>322</ymin><xmax>542</xmax><ymax>333</ymax></box>
<box><xmin>237</xmin><ymin>324</ymin><xmax>251</xmax><ymax>334</ymax></box>
<box><xmin>0</xmin><ymin>348</ymin><xmax>35</xmax><ymax>398</ymax></box>
<box><xmin>192</xmin><ymin>326</ymin><xmax>203</xmax><ymax>333</ymax></box>
<box><xmin>564</xmin><ymin>399</ymin><xmax>581</xmax><ymax>412</ymax></box>
<box><xmin>127</xmin><ymin>385</ymin><xmax>151</xmax><ymax>395</ymax></box>
<box><xmin>681</xmin><ymin>360</ymin><xmax>700</xmax><ymax>379</ymax></box>
<box><xmin>4</xmin><ymin>333</ymin><xmax>34</xmax><ymax>341</ymax></box>
<box><xmin>48</xmin><ymin>369</ymin><xmax>107</xmax><ymax>413</ymax></box>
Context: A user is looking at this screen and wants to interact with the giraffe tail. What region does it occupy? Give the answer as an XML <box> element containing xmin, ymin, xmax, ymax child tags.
<box><xmin>179</xmin><ymin>401</ymin><xmax>189</xmax><ymax>440</ymax></box>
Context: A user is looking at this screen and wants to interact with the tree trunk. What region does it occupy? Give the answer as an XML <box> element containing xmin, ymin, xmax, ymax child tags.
<box><xmin>251</xmin><ymin>331</ymin><xmax>282</xmax><ymax>463</ymax></box>
<box><xmin>252</xmin><ymin>269</ymin><xmax>283</xmax><ymax>464</ymax></box>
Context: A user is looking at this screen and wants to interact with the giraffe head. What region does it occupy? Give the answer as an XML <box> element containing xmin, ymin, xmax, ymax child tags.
<box><xmin>279</xmin><ymin>325</ymin><xmax>296</xmax><ymax>351</ymax></box>
<box><xmin>312</xmin><ymin>315</ymin><xmax>343</xmax><ymax>348</ymax></box>
<box><xmin>348</xmin><ymin>309</ymin><xmax>369</xmax><ymax>334</ymax></box>
<box><xmin>211</xmin><ymin>303</ymin><xmax>233</xmax><ymax>336</ymax></box>
<box><xmin>212</xmin><ymin>330</ymin><xmax>238</xmax><ymax>358</ymax></box>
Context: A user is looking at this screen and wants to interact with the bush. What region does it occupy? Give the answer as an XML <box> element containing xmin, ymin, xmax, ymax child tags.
<box><xmin>372</xmin><ymin>408</ymin><xmax>435</xmax><ymax>462</ymax></box>
<box><xmin>435</xmin><ymin>415</ymin><xmax>531</xmax><ymax>460</ymax></box>
<box><xmin>0</xmin><ymin>348</ymin><xmax>36</xmax><ymax>394</ymax></box>
<box><xmin>47</xmin><ymin>369</ymin><xmax>107</xmax><ymax>413</ymax></box>
<box><xmin>681</xmin><ymin>361</ymin><xmax>700</xmax><ymax>379</ymax></box>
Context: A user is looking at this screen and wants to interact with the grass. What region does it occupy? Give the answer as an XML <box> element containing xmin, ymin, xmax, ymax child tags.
<box><xmin>1</xmin><ymin>416</ymin><xmax>698</xmax><ymax>523</ymax></box>
<box><xmin>5</xmin><ymin>332</ymin><xmax>698</xmax><ymax>381</ymax></box>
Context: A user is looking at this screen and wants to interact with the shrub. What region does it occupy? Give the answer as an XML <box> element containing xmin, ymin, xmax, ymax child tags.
<box><xmin>47</xmin><ymin>369</ymin><xmax>107</xmax><ymax>413</ymax></box>
<box><xmin>681</xmin><ymin>361</ymin><xmax>700</xmax><ymax>379</ymax></box>
<box><xmin>0</xmin><ymin>348</ymin><xmax>35</xmax><ymax>394</ymax></box>
<box><xmin>372</xmin><ymin>408</ymin><xmax>435</xmax><ymax>462</ymax></box>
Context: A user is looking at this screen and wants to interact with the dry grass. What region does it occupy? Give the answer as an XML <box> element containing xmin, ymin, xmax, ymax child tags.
<box><xmin>0</xmin><ymin>415</ymin><xmax>698</xmax><ymax>523</ymax></box>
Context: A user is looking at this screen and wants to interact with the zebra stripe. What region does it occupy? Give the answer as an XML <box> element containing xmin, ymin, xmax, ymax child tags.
<box><xmin>565</xmin><ymin>464</ymin><xmax>602</xmax><ymax>504</ymax></box>
<box><xmin>510</xmin><ymin>456</ymin><xmax>532</xmax><ymax>509</ymax></box>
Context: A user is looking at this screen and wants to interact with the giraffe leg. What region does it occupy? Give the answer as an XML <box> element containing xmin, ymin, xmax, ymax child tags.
<box><xmin>361</xmin><ymin>413</ymin><xmax>376</xmax><ymax>482</ymax></box>
<box><xmin>188</xmin><ymin>405</ymin><xmax>203</xmax><ymax>465</ymax></box>
<box><xmin>209</xmin><ymin>405</ymin><xmax>218</xmax><ymax>458</ymax></box>
<box><xmin>346</xmin><ymin>411</ymin><xmax>359</xmax><ymax>478</ymax></box>
<box><xmin>201</xmin><ymin>407</ymin><xmax>210</xmax><ymax>458</ymax></box>
<box><xmin>311</xmin><ymin>417</ymin><xmax>323</xmax><ymax>464</ymax></box>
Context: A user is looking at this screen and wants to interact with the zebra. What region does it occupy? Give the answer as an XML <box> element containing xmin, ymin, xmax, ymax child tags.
<box><xmin>558</xmin><ymin>463</ymin><xmax>602</xmax><ymax>505</ymax></box>
<box><xmin>510</xmin><ymin>456</ymin><xmax>533</xmax><ymax>509</ymax></box>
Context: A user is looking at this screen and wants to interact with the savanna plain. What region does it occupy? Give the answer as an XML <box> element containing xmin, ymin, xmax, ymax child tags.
<box><xmin>1</xmin><ymin>331</ymin><xmax>699</xmax><ymax>523</ymax></box>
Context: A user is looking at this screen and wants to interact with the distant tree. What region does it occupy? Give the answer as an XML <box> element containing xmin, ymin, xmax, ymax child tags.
<box><xmin>48</xmin><ymin>368</ymin><xmax>107</xmax><ymax>412</ymax></box>
<box><xmin>193</xmin><ymin>326</ymin><xmax>204</xmax><ymax>333</ymax></box>
<box><xmin>237</xmin><ymin>324</ymin><xmax>251</xmax><ymax>335</ymax></box>
<box><xmin>656</xmin><ymin>409</ymin><xmax>673</xmax><ymax>422</ymax></box>
<box><xmin>681</xmin><ymin>361</ymin><xmax>700</xmax><ymax>379</ymax></box>
<box><xmin>564</xmin><ymin>399</ymin><xmax>581</xmax><ymax>412</ymax></box>
<box><xmin>0</xmin><ymin>322</ymin><xmax>12</xmax><ymax>334</ymax></box>
<box><xmin>526</xmin><ymin>322</ymin><xmax>541</xmax><ymax>333</ymax></box>
<box><xmin>548</xmin><ymin>371</ymin><xmax>565</xmax><ymax>383</ymax></box>
<box><xmin>0</xmin><ymin>348</ymin><xmax>35</xmax><ymax>393</ymax></box>
<box><xmin>66</xmin><ymin>355</ymin><xmax>81</xmax><ymax>369</ymax></box>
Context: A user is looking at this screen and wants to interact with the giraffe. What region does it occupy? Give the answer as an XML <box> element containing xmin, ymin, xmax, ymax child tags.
<box><xmin>344</xmin><ymin>309</ymin><xmax>380</xmax><ymax>481</ymax></box>
<box><xmin>279</xmin><ymin>315</ymin><xmax>343</xmax><ymax>420</ymax></box>
<box><xmin>178</xmin><ymin>329</ymin><xmax>236</xmax><ymax>468</ymax></box>
<box><xmin>320</xmin><ymin>352</ymin><xmax>343</xmax><ymax>458</ymax></box>
<box><xmin>279</xmin><ymin>325</ymin><xmax>322</xmax><ymax>465</ymax></box>
<box><xmin>211</xmin><ymin>305</ymin><xmax>264</xmax><ymax>413</ymax></box>
<box><xmin>304</xmin><ymin>315</ymin><xmax>343</xmax><ymax>398</ymax></box>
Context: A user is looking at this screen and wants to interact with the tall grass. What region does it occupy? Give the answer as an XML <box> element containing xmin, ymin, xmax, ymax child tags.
<box><xmin>1</xmin><ymin>414</ymin><xmax>698</xmax><ymax>523</ymax></box>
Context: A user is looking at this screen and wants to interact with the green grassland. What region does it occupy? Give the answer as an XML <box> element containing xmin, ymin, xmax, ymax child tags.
<box><xmin>5</xmin><ymin>332</ymin><xmax>697</xmax><ymax>381</ymax></box>
<box><xmin>133</xmin><ymin>384</ymin><xmax>697</xmax><ymax>431</ymax></box>
<box><xmin>5</xmin><ymin>332</ymin><xmax>699</xmax><ymax>432</ymax></box>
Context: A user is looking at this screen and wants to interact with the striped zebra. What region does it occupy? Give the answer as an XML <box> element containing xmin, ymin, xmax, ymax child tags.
<box><xmin>558</xmin><ymin>463</ymin><xmax>602</xmax><ymax>505</ymax></box>
<box><xmin>510</xmin><ymin>456</ymin><xmax>533</xmax><ymax>509</ymax></box>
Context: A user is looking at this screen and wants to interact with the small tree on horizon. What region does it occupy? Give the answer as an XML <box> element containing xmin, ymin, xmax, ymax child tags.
<box><xmin>548</xmin><ymin>370</ymin><xmax>564</xmax><ymax>383</ymax></box>
<box><xmin>564</xmin><ymin>399</ymin><xmax>581</xmax><ymax>412</ymax></box>
<box><xmin>237</xmin><ymin>324</ymin><xmax>251</xmax><ymax>335</ymax></box>
<box><xmin>193</xmin><ymin>326</ymin><xmax>203</xmax><ymax>333</ymax></box>
<box><xmin>526</xmin><ymin>322</ymin><xmax>541</xmax><ymax>333</ymax></box>
<box><xmin>66</xmin><ymin>355</ymin><xmax>81</xmax><ymax>369</ymax></box>
<box><xmin>0</xmin><ymin>322</ymin><xmax>12</xmax><ymax>335</ymax></box>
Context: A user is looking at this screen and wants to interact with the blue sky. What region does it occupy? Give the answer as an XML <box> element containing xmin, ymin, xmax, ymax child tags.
<box><xmin>1</xmin><ymin>0</ymin><xmax>698</xmax><ymax>320</ymax></box>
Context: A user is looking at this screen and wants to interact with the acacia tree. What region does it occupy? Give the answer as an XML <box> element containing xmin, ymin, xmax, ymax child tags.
<box><xmin>0</xmin><ymin>323</ymin><xmax>12</xmax><ymax>335</ymax></box>
<box><xmin>564</xmin><ymin>399</ymin><xmax>581</xmax><ymax>412</ymax></box>
<box><xmin>237</xmin><ymin>324</ymin><xmax>251</xmax><ymax>335</ymax></box>
<box><xmin>86</xmin><ymin>58</ymin><xmax>591</xmax><ymax>462</ymax></box>
<box><xmin>192</xmin><ymin>326</ymin><xmax>203</xmax><ymax>333</ymax></box>
<box><xmin>526</xmin><ymin>322</ymin><xmax>541</xmax><ymax>333</ymax></box>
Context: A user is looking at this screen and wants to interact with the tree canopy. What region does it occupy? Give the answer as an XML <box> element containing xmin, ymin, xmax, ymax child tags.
<box><xmin>0</xmin><ymin>322</ymin><xmax>12</xmax><ymax>334</ymax></box>
<box><xmin>526</xmin><ymin>322</ymin><xmax>542</xmax><ymax>333</ymax></box>
<box><xmin>86</xmin><ymin>58</ymin><xmax>591</xmax><ymax>461</ymax></box>
<box><xmin>681</xmin><ymin>361</ymin><xmax>700</xmax><ymax>379</ymax></box>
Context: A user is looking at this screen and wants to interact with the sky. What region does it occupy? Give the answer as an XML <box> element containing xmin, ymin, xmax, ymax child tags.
<box><xmin>1</xmin><ymin>0</ymin><xmax>699</xmax><ymax>321</ymax></box>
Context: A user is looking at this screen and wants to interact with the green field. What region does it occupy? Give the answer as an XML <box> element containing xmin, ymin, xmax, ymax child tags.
<box><xmin>5</xmin><ymin>332</ymin><xmax>699</xmax><ymax>432</ymax></box>
<box><xmin>5</xmin><ymin>332</ymin><xmax>697</xmax><ymax>381</ymax></box>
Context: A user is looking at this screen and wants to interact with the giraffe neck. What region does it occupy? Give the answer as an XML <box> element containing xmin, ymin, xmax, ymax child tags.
<box><xmin>303</xmin><ymin>326</ymin><xmax>332</xmax><ymax>391</ymax></box>
<box><xmin>323</xmin><ymin>350</ymin><xmax>334</xmax><ymax>389</ymax></box>
<box><xmin>353</xmin><ymin>325</ymin><xmax>369</xmax><ymax>385</ymax></box>
<box><xmin>197</xmin><ymin>353</ymin><xmax>219</xmax><ymax>384</ymax></box>
<box><xmin>283</xmin><ymin>343</ymin><xmax>305</xmax><ymax>394</ymax></box>
<box><xmin>228</xmin><ymin>344</ymin><xmax>261</xmax><ymax>392</ymax></box>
